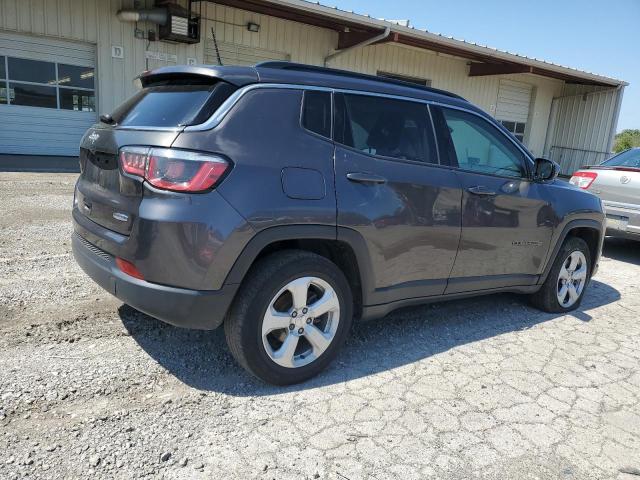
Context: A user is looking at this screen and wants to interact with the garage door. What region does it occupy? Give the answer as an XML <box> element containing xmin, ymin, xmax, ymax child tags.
<box><xmin>495</xmin><ymin>79</ymin><xmax>532</xmax><ymax>143</ymax></box>
<box><xmin>0</xmin><ymin>32</ymin><xmax>96</xmax><ymax>156</ymax></box>
<box><xmin>205</xmin><ymin>39</ymin><xmax>290</xmax><ymax>66</ymax></box>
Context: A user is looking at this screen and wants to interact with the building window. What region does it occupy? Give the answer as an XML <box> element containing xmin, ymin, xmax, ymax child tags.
<box><xmin>377</xmin><ymin>71</ymin><xmax>432</xmax><ymax>87</ymax></box>
<box><xmin>0</xmin><ymin>56</ymin><xmax>6</xmax><ymax>104</ymax></box>
<box><xmin>0</xmin><ymin>56</ymin><xmax>95</xmax><ymax>112</ymax></box>
<box><xmin>499</xmin><ymin>120</ymin><xmax>526</xmax><ymax>143</ymax></box>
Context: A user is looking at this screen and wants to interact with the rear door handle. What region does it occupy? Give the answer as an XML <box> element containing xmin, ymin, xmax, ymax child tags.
<box><xmin>467</xmin><ymin>185</ymin><xmax>496</xmax><ymax>196</ymax></box>
<box><xmin>346</xmin><ymin>172</ymin><xmax>387</xmax><ymax>184</ymax></box>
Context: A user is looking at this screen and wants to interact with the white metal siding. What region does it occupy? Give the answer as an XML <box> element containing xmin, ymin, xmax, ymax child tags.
<box><xmin>0</xmin><ymin>31</ymin><xmax>96</xmax><ymax>155</ymax></box>
<box><xmin>546</xmin><ymin>85</ymin><xmax>621</xmax><ymax>175</ymax></box>
<box><xmin>201</xmin><ymin>2</ymin><xmax>334</xmax><ymax>65</ymax></box>
<box><xmin>205</xmin><ymin>40</ymin><xmax>290</xmax><ymax>66</ymax></box>
<box><xmin>495</xmin><ymin>79</ymin><xmax>532</xmax><ymax>123</ymax></box>
<box><xmin>0</xmin><ymin>0</ymin><xmax>621</xmax><ymax>163</ymax></box>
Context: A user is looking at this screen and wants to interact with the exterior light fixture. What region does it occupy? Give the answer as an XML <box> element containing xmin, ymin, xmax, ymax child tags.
<box><xmin>247</xmin><ymin>22</ymin><xmax>260</xmax><ymax>32</ymax></box>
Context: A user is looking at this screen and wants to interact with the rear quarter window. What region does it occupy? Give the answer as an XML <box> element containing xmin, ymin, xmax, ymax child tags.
<box><xmin>301</xmin><ymin>90</ymin><xmax>331</xmax><ymax>138</ymax></box>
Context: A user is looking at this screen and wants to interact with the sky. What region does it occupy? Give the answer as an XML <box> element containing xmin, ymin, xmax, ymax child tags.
<box><xmin>330</xmin><ymin>0</ymin><xmax>638</xmax><ymax>132</ymax></box>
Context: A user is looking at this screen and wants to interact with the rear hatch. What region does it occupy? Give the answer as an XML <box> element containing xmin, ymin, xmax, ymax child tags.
<box><xmin>76</xmin><ymin>128</ymin><xmax>180</xmax><ymax>235</ymax></box>
<box><xmin>584</xmin><ymin>149</ymin><xmax>640</xmax><ymax>205</ymax></box>
<box><xmin>75</xmin><ymin>76</ymin><xmax>241</xmax><ymax>236</ymax></box>
<box><xmin>589</xmin><ymin>167</ymin><xmax>640</xmax><ymax>205</ymax></box>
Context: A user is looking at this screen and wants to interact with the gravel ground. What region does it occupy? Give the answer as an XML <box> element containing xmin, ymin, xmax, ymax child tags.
<box><xmin>1</xmin><ymin>172</ymin><xmax>639</xmax><ymax>480</ymax></box>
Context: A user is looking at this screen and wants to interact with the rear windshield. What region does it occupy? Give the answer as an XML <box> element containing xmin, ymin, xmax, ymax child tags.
<box><xmin>111</xmin><ymin>81</ymin><xmax>236</xmax><ymax>128</ymax></box>
<box><xmin>601</xmin><ymin>149</ymin><xmax>640</xmax><ymax>168</ymax></box>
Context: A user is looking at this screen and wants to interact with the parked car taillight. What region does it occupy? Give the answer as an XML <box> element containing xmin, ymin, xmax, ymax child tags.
<box><xmin>119</xmin><ymin>147</ymin><xmax>229</xmax><ymax>193</ymax></box>
<box><xmin>569</xmin><ymin>171</ymin><xmax>598</xmax><ymax>190</ymax></box>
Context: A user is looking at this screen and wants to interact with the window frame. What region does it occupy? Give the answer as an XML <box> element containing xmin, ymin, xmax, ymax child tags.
<box><xmin>1</xmin><ymin>56</ymin><xmax>95</xmax><ymax>112</ymax></box>
<box><xmin>300</xmin><ymin>89</ymin><xmax>333</xmax><ymax>141</ymax></box>
<box><xmin>499</xmin><ymin>119</ymin><xmax>526</xmax><ymax>143</ymax></box>
<box><xmin>332</xmin><ymin>91</ymin><xmax>441</xmax><ymax>167</ymax></box>
<box><xmin>432</xmin><ymin>104</ymin><xmax>533</xmax><ymax>180</ymax></box>
<box><xmin>1</xmin><ymin>56</ymin><xmax>8</xmax><ymax>105</ymax></box>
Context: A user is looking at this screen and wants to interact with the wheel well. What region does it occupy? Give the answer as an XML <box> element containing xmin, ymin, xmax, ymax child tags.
<box><xmin>253</xmin><ymin>239</ymin><xmax>363</xmax><ymax>319</ymax></box>
<box><xmin>566</xmin><ymin>227</ymin><xmax>600</xmax><ymax>274</ymax></box>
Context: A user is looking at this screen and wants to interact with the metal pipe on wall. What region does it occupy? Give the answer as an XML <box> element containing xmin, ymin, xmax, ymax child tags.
<box><xmin>324</xmin><ymin>27</ymin><xmax>391</xmax><ymax>66</ymax></box>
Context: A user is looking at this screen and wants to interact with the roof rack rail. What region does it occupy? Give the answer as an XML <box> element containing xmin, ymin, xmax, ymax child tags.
<box><xmin>255</xmin><ymin>61</ymin><xmax>465</xmax><ymax>101</ymax></box>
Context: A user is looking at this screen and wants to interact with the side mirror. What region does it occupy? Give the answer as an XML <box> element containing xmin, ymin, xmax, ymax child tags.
<box><xmin>534</xmin><ymin>157</ymin><xmax>559</xmax><ymax>182</ymax></box>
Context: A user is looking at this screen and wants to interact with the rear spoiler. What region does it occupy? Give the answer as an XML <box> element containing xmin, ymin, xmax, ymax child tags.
<box><xmin>136</xmin><ymin>65</ymin><xmax>259</xmax><ymax>88</ymax></box>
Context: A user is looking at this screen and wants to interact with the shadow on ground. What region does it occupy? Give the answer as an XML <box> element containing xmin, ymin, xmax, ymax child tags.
<box><xmin>602</xmin><ymin>237</ymin><xmax>640</xmax><ymax>266</ymax></box>
<box><xmin>120</xmin><ymin>279</ymin><xmax>620</xmax><ymax>396</ymax></box>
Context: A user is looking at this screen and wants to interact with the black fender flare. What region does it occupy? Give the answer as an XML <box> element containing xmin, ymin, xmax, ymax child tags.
<box><xmin>223</xmin><ymin>225</ymin><xmax>376</xmax><ymax>305</ymax></box>
<box><xmin>538</xmin><ymin>218</ymin><xmax>604</xmax><ymax>284</ymax></box>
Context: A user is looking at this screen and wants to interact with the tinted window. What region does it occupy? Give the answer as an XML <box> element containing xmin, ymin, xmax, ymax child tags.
<box><xmin>8</xmin><ymin>57</ymin><xmax>56</xmax><ymax>84</ymax></box>
<box><xmin>437</xmin><ymin>107</ymin><xmax>526</xmax><ymax>178</ymax></box>
<box><xmin>302</xmin><ymin>90</ymin><xmax>331</xmax><ymax>138</ymax></box>
<box><xmin>601</xmin><ymin>149</ymin><xmax>640</xmax><ymax>168</ymax></box>
<box><xmin>113</xmin><ymin>85</ymin><xmax>216</xmax><ymax>127</ymax></box>
<box><xmin>57</xmin><ymin>64</ymin><xmax>95</xmax><ymax>89</ymax></box>
<box><xmin>334</xmin><ymin>93</ymin><xmax>438</xmax><ymax>164</ymax></box>
<box><xmin>9</xmin><ymin>83</ymin><xmax>57</xmax><ymax>108</ymax></box>
<box><xmin>0</xmin><ymin>56</ymin><xmax>5</xmax><ymax>79</ymax></box>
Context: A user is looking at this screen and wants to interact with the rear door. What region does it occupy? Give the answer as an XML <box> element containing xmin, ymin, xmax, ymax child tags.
<box><xmin>334</xmin><ymin>93</ymin><xmax>462</xmax><ymax>304</ymax></box>
<box><xmin>76</xmin><ymin>81</ymin><xmax>235</xmax><ymax>235</ymax></box>
<box><xmin>431</xmin><ymin>106</ymin><xmax>553</xmax><ymax>293</ymax></box>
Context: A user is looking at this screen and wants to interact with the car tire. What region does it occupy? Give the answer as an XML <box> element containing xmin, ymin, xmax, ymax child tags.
<box><xmin>531</xmin><ymin>236</ymin><xmax>591</xmax><ymax>313</ymax></box>
<box><xmin>224</xmin><ymin>250</ymin><xmax>353</xmax><ymax>385</ymax></box>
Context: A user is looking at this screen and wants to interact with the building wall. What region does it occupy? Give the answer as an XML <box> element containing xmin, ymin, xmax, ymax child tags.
<box><xmin>545</xmin><ymin>84</ymin><xmax>623</xmax><ymax>174</ymax></box>
<box><xmin>0</xmin><ymin>0</ymin><xmax>619</xmax><ymax>163</ymax></box>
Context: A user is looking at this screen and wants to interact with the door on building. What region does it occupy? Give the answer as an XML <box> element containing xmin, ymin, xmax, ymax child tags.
<box><xmin>333</xmin><ymin>92</ymin><xmax>463</xmax><ymax>304</ymax></box>
<box><xmin>495</xmin><ymin>79</ymin><xmax>532</xmax><ymax>144</ymax></box>
<box><xmin>0</xmin><ymin>32</ymin><xmax>96</xmax><ymax>156</ymax></box>
<box><xmin>430</xmin><ymin>105</ymin><xmax>553</xmax><ymax>294</ymax></box>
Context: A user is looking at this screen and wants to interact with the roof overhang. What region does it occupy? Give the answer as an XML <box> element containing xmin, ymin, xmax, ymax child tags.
<box><xmin>199</xmin><ymin>0</ymin><xmax>627</xmax><ymax>88</ymax></box>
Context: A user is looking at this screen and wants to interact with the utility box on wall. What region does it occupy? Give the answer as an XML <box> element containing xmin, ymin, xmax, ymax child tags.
<box><xmin>158</xmin><ymin>3</ymin><xmax>200</xmax><ymax>44</ymax></box>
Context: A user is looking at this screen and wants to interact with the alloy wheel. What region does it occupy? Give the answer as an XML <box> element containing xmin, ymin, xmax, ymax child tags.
<box><xmin>556</xmin><ymin>250</ymin><xmax>587</xmax><ymax>308</ymax></box>
<box><xmin>261</xmin><ymin>276</ymin><xmax>341</xmax><ymax>368</ymax></box>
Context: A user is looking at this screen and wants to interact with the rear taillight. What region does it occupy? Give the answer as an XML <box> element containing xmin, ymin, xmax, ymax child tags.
<box><xmin>120</xmin><ymin>147</ymin><xmax>148</xmax><ymax>177</ymax></box>
<box><xmin>119</xmin><ymin>147</ymin><xmax>229</xmax><ymax>192</ymax></box>
<box><xmin>569</xmin><ymin>171</ymin><xmax>598</xmax><ymax>189</ymax></box>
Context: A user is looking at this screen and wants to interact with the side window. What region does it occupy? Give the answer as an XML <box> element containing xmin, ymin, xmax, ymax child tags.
<box><xmin>333</xmin><ymin>93</ymin><xmax>438</xmax><ymax>164</ymax></box>
<box><xmin>435</xmin><ymin>107</ymin><xmax>527</xmax><ymax>178</ymax></box>
<box><xmin>302</xmin><ymin>90</ymin><xmax>331</xmax><ymax>138</ymax></box>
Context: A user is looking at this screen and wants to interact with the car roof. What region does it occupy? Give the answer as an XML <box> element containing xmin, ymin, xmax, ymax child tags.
<box><xmin>139</xmin><ymin>63</ymin><xmax>477</xmax><ymax>113</ymax></box>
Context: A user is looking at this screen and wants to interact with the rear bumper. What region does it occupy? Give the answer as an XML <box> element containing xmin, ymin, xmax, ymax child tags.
<box><xmin>603</xmin><ymin>201</ymin><xmax>640</xmax><ymax>239</ymax></box>
<box><xmin>72</xmin><ymin>233</ymin><xmax>237</xmax><ymax>330</ymax></box>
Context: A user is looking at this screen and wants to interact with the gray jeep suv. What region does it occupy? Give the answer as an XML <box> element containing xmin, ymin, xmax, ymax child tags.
<box><xmin>72</xmin><ymin>62</ymin><xmax>605</xmax><ymax>385</ymax></box>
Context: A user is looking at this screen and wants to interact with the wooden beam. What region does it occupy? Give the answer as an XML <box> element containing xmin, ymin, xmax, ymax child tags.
<box><xmin>338</xmin><ymin>30</ymin><xmax>386</xmax><ymax>49</ymax></box>
<box><xmin>469</xmin><ymin>62</ymin><xmax>533</xmax><ymax>76</ymax></box>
